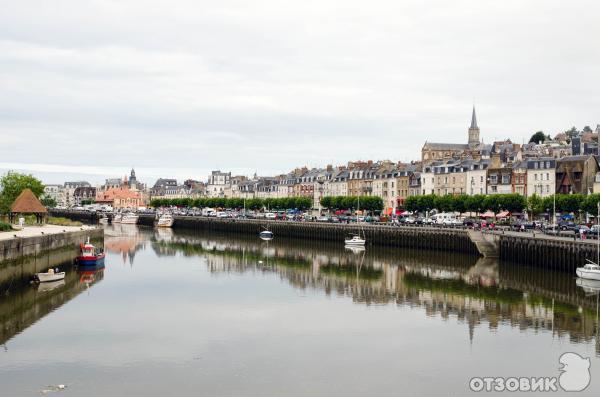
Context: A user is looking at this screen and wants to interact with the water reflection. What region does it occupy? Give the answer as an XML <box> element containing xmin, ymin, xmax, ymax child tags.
<box><xmin>0</xmin><ymin>265</ymin><xmax>104</xmax><ymax>345</ymax></box>
<box><xmin>148</xmin><ymin>228</ymin><xmax>600</xmax><ymax>355</ymax></box>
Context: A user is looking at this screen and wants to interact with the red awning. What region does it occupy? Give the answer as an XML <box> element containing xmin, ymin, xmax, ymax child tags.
<box><xmin>497</xmin><ymin>211</ymin><xmax>511</xmax><ymax>218</ymax></box>
<box><xmin>480</xmin><ymin>211</ymin><xmax>495</xmax><ymax>218</ymax></box>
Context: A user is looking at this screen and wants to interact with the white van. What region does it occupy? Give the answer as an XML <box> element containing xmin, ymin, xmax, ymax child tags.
<box><xmin>431</xmin><ymin>212</ymin><xmax>459</xmax><ymax>225</ymax></box>
<box><xmin>202</xmin><ymin>207</ymin><xmax>216</xmax><ymax>217</ymax></box>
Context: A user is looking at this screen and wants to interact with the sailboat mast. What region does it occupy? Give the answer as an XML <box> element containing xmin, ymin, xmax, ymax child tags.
<box><xmin>597</xmin><ymin>201</ymin><xmax>599</xmax><ymax>265</ymax></box>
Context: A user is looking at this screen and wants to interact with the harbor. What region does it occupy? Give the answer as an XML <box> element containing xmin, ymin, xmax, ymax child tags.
<box><xmin>1</xmin><ymin>225</ymin><xmax>599</xmax><ymax>396</ymax></box>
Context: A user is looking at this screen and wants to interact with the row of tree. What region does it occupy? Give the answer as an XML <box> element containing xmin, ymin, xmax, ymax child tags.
<box><xmin>404</xmin><ymin>193</ymin><xmax>600</xmax><ymax>217</ymax></box>
<box><xmin>150</xmin><ymin>197</ymin><xmax>313</xmax><ymax>211</ymax></box>
<box><xmin>319</xmin><ymin>196</ymin><xmax>384</xmax><ymax>212</ymax></box>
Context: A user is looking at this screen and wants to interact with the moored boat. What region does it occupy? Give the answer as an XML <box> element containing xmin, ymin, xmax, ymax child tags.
<box><xmin>157</xmin><ymin>213</ymin><xmax>174</xmax><ymax>228</ymax></box>
<box><xmin>112</xmin><ymin>213</ymin><xmax>122</xmax><ymax>223</ymax></box>
<box><xmin>576</xmin><ymin>263</ymin><xmax>600</xmax><ymax>281</ymax></box>
<box><xmin>76</xmin><ymin>238</ymin><xmax>106</xmax><ymax>266</ymax></box>
<box><xmin>35</xmin><ymin>268</ymin><xmax>66</xmax><ymax>283</ymax></box>
<box><xmin>344</xmin><ymin>234</ymin><xmax>366</xmax><ymax>246</ymax></box>
<box><xmin>259</xmin><ymin>229</ymin><xmax>274</xmax><ymax>241</ymax></box>
<box><xmin>121</xmin><ymin>213</ymin><xmax>139</xmax><ymax>224</ymax></box>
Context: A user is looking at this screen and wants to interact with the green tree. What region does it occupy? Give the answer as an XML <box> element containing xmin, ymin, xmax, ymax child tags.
<box><xmin>527</xmin><ymin>194</ymin><xmax>544</xmax><ymax>217</ymax></box>
<box><xmin>41</xmin><ymin>196</ymin><xmax>57</xmax><ymax>208</ymax></box>
<box><xmin>581</xmin><ymin>194</ymin><xmax>600</xmax><ymax>215</ymax></box>
<box><xmin>320</xmin><ymin>196</ymin><xmax>332</xmax><ymax>210</ymax></box>
<box><xmin>529</xmin><ymin>131</ymin><xmax>547</xmax><ymax>144</ymax></box>
<box><xmin>465</xmin><ymin>194</ymin><xmax>486</xmax><ymax>215</ymax></box>
<box><xmin>0</xmin><ymin>171</ymin><xmax>45</xmax><ymax>214</ymax></box>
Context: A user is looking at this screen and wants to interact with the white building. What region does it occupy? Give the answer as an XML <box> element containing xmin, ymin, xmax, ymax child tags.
<box><xmin>526</xmin><ymin>157</ymin><xmax>556</xmax><ymax>197</ymax></box>
<box><xmin>207</xmin><ymin>170</ymin><xmax>231</xmax><ymax>198</ymax></box>
<box><xmin>43</xmin><ymin>184</ymin><xmax>66</xmax><ymax>207</ymax></box>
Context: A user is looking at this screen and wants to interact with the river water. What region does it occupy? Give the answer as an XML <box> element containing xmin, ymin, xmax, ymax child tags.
<box><xmin>1</xmin><ymin>224</ymin><xmax>599</xmax><ymax>396</ymax></box>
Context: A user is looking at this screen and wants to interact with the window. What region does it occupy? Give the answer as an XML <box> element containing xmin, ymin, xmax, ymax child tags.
<box><xmin>502</xmin><ymin>174</ymin><xmax>510</xmax><ymax>184</ymax></box>
<box><xmin>546</xmin><ymin>173</ymin><xmax>549</xmax><ymax>180</ymax></box>
<box><xmin>546</xmin><ymin>161</ymin><xmax>551</xmax><ymax>168</ymax></box>
<box><xmin>491</xmin><ymin>186</ymin><xmax>497</xmax><ymax>193</ymax></box>
<box><xmin>480</xmin><ymin>176</ymin><xmax>484</xmax><ymax>183</ymax></box>
<box><xmin>534</xmin><ymin>163</ymin><xmax>538</xmax><ymax>169</ymax></box>
<box><xmin>535</xmin><ymin>174</ymin><xmax>538</xmax><ymax>181</ymax></box>
<box><xmin>490</xmin><ymin>175</ymin><xmax>498</xmax><ymax>184</ymax></box>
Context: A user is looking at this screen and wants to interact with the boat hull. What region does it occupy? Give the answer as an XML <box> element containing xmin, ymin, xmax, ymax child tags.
<box><xmin>576</xmin><ymin>268</ymin><xmax>600</xmax><ymax>280</ymax></box>
<box><xmin>259</xmin><ymin>231</ymin><xmax>273</xmax><ymax>241</ymax></box>
<box><xmin>36</xmin><ymin>272</ymin><xmax>66</xmax><ymax>283</ymax></box>
<box><xmin>77</xmin><ymin>253</ymin><xmax>106</xmax><ymax>266</ymax></box>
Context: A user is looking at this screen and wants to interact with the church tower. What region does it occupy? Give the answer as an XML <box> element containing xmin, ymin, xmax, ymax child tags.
<box><xmin>468</xmin><ymin>106</ymin><xmax>480</xmax><ymax>149</ymax></box>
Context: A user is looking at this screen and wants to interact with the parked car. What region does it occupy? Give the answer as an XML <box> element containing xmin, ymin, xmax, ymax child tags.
<box><xmin>265</xmin><ymin>212</ymin><xmax>276</xmax><ymax>219</ymax></box>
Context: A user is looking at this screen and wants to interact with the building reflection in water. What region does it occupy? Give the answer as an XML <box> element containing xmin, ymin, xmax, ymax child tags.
<box><xmin>151</xmin><ymin>229</ymin><xmax>600</xmax><ymax>356</ymax></box>
<box><xmin>104</xmin><ymin>224</ymin><xmax>149</xmax><ymax>266</ymax></box>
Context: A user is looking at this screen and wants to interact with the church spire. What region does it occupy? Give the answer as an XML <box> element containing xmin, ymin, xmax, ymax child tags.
<box><xmin>470</xmin><ymin>106</ymin><xmax>478</xmax><ymax>129</ymax></box>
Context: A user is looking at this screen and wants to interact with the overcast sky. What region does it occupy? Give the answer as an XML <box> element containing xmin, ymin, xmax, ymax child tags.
<box><xmin>1</xmin><ymin>0</ymin><xmax>599</xmax><ymax>185</ymax></box>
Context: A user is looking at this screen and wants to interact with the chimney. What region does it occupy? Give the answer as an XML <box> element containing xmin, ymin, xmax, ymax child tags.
<box><xmin>490</xmin><ymin>153</ymin><xmax>502</xmax><ymax>168</ymax></box>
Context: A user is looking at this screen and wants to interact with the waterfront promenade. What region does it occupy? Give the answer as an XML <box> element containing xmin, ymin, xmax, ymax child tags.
<box><xmin>0</xmin><ymin>224</ymin><xmax>96</xmax><ymax>241</ymax></box>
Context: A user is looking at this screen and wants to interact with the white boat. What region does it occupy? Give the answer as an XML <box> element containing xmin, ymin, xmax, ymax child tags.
<box><xmin>344</xmin><ymin>196</ymin><xmax>366</xmax><ymax>246</ymax></box>
<box><xmin>157</xmin><ymin>213</ymin><xmax>174</xmax><ymax>228</ymax></box>
<box><xmin>35</xmin><ymin>268</ymin><xmax>66</xmax><ymax>283</ymax></box>
<box><xmin>345</xmin><ymin>234</ymin><xmax>366</xmax><ymax>246</ymax></box>
<box><xmin>112</xmin><ymin>213</ymin><xmax>122</xmax><ymax>223</ymax></box>
<box><xmin>121</xmin><ymin>213</ymin><xmax>139</xmax><ymax>224</ymax></box>
<box><xmin>259</xmin><ymin>229</ymin><xmax>274</xmax><ymax>241</ymax></box>
<box><xmin>576</xmin><ymin>263</ymin><xmax>600</xmax><ymax>281</ymax></box>
<box><xmin>577</xmin><ymin>203</ymin><xmax>600</xmax><ymax>281</ymax></box>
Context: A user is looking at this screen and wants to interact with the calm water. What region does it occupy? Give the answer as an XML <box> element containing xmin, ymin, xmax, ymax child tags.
<box><xmin>1</xmin><ymin>225</ymin><xmax>599</xmax><ymax>396</ymax></box>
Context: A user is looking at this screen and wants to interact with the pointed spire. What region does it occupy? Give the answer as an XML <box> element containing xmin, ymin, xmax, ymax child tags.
<box><xmin>470</xmin><ymin>106</ymin><xmax>478</xmax><ymax>129</ymax></box>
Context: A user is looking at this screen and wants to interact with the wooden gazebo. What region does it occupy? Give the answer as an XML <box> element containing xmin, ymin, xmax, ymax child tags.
<box><xmin>9</xmin><ymin>188</ymin><xmax>48</xmax><ymax>224</ymax></box>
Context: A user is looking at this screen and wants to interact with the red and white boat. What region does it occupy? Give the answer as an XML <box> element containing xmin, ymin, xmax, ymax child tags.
<box><xmin>76</xmin><ymin>238</ymin><xmax>106</xmax><ymax>266</ymax></box>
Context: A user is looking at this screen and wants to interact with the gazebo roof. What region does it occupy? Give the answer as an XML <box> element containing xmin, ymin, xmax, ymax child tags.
<box><xmin>10</xmin><ymin>188</ymin><xmax>48</xmax><ymax>214</ymax></box>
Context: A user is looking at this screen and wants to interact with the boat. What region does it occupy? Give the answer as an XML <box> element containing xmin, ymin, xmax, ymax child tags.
<box><xmin>345</xmin><ymin>234</ymin><xmax>366</xmax><ymax>246</ymax></box>
<box><xmin>76</xmin><ymin>238</ymin><xmax>106</xmax><ymax>266</ymax></box>
<box><xmin>345</xmin><ymin>244</ymin><xmax>366</xmax><ymax>254</ymax></box>
<box><xmin>576</xmin><ymin>202</ymin><xmax>600</xmax><ymax>281</ymax></box>
<box><xmin>121</xmin><ymin>213</ymin><xmax>139</xmax><ymax>224</ymax></box>
<box><xmin>157</xmin><ymin>213</ymin><xmax>174</xmax><ymax>228</ymax></box>
<box><xmin>98</xmin><ymin>215</ymin><xmax>109</xmax><ymax>224</ymax></box>
<box><xmin>344</xmin><ymin>196</ymin><xmax>366</xmax><ymax>246</ymax></box>
<box><xmin>259</xmin><ymin>229</ymin><xmax>274</xmax><ymax>241</ymax></box>
<box><xmin>576</xmin><ymin>262</ymin><xmax>600</xmax><ymax>281</ymax></box>
<box><xmin>112</xmin><ymin>213</ymin><xmax>122</xmax><ymax>223</ymax></box>
<box><xmin>34</xmin><ymin>268</ymin><xmax>66</xmax><ymax>283</ymax></box>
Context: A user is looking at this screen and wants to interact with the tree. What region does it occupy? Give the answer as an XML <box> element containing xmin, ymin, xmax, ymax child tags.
<box><xmin>320</xmin><ymin>196</ymin><xmax>332</xmax><ymax>210</ymax></box>
<box><xmin>0</xmin><ymin>171</ymin><xmax>45</xmax><ymax>214</ymax></box>
<box><xmin>581</xmin><ymin>194</ymin><xmax>600</xmax><ymax>215</ymax></box>
<box><xmin>529</xmin><ymin>131</ymin><xmax>547</xmax><ymax>144</ymax></box>
<box><xmin>564</xmin><ymin>126</ymin><xmax>579</xmax><ymax>140</ymax></box>
<box><xmin>499</xmin><ymin>194</ymin><xmax>526</xmax><ymax>213</ymax></box>
<box><xmin>41</xmin><ymin>196</ymin><xmax>57</xmax><ymax>208</ymax></box>
<box><xmin>527</xmin><ymin>194</ymin><xmax>544</xmax><ymax>217</ymax></box>
<box><xmin>465</xmin><ymin>194</ymin><xmax>486</xmax><ymax>215</ymax></box>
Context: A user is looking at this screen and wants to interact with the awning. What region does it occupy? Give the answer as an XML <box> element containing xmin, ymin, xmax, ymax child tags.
<box><xmin>497</xmin><ymin>211</ymin><xmax>511</xmax><ymax>218</ymax></box>
<box><xmin>480</xmin><ymin>211</ymin><xmax>495</xmax><ymax>218</ymax></box>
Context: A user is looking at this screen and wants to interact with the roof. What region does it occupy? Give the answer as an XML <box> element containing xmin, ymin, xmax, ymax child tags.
<box><xmin>423</xmin><ymin>142</ymin><xmax>469</xmax><ymax>150</ymax></box>
<box><xmin>470</xmin><ymin>106</ymin><xmax>478</xmax><ymax>129</ymax></box>
<box><xmin>10</xmin><ymin>188</ymin><xmax>48</xmax><ymax>214</ymax></box>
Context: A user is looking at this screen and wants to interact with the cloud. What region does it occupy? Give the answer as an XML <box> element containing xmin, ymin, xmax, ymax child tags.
<box><xmin>1</xmin><ymin>0</ymin><xmax>599</xmax><ymax>184</ymax></box>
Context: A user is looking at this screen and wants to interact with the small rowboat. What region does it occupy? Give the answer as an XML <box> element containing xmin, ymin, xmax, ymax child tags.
<box><xmin>76</xmin><ymin>238</ymin><xmax>106</xmax><ymax>266</ymax></box>
<box><xmin>35</xmin><ymin>268</ymin><xmax>66</xmax><ymax>283</ymax></box>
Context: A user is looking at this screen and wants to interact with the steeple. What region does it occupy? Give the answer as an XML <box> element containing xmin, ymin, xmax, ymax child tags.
<box><xmin>468</xmin><ymin>106</ymin><xmax>480</xmax><ymax>149</ymax></box>
<box><xmin>470</xmin><ymin>106</ymin><xmax>478</xmax><ymax>129</ymax></box>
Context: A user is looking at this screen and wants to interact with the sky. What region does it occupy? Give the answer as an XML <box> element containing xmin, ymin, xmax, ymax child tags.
<box><xmin>1</xmin><ymin>0</ymin><xmax>599</xmax><ymax>185</ymax></box>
